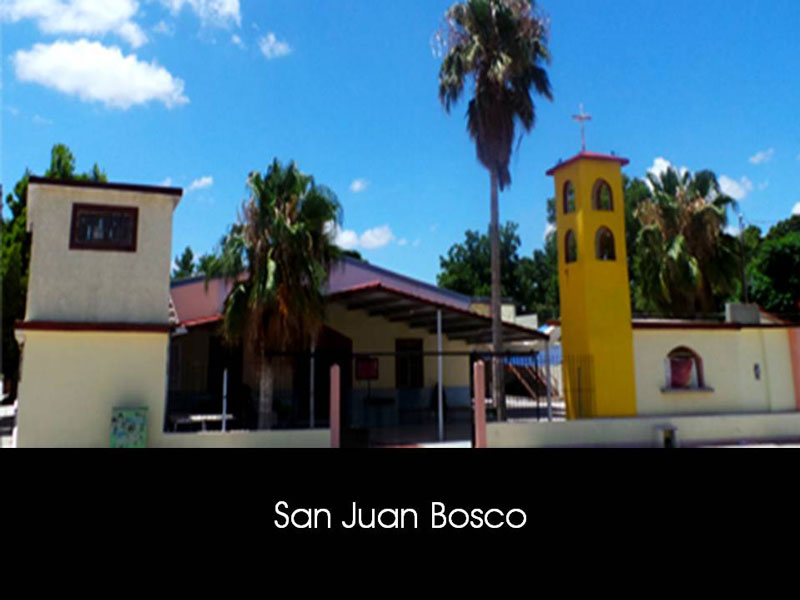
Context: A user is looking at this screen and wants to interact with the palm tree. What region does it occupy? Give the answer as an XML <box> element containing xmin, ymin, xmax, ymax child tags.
<box><xmin>634</xmin><ymin>167</ymin><xmax>740</xmax><ymax>317</ymax></box>
<box><xmin>437</xmin><ymin>0</ymin><xmax>553</xmax><ymax>419</ymax></box>
<box><xmin>212</xmin><ymin>159</ymin><xmax>342</xmax><ymax>429</ymax></box>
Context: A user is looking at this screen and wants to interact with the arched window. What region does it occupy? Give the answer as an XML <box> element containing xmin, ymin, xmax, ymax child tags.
<box><xmin>563</xmin><ymin>181</ymin><xmax>576</xmax><ymax>214</ymax></box>
<box><xmin>595</xmin><ymin>227</ymin><xmax>616</xmax><ymax>261</ymax></box>
<box><xmin>665</xmin><ymin>347</ymin><xmax>705</xmax><ymax>390</ymax></box>
<box><xmin>592</xmin><ymin>179</ymin><xmax>613</xmax><ymax>211</ymax></box>
<box><xmin>565</xmin><ymin>230</ymin><xmax>578</xmax><ymax>264</ymax></box>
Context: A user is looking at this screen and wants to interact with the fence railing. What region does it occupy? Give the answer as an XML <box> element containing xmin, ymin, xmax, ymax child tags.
<box><xmin>165</xmin><ymin>349</ymin><xmax>563</xmax><ymax>445</ymax></box>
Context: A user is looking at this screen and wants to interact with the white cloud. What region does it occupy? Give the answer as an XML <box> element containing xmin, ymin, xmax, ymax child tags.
<box><xmin>328</xmin><ymin>223</ymin><xmax>395</xmax><ymax>250</ymax></box>
<box><xmin>153</xmin><ymin>20</ymin><xmax>174</xmax><ymax>36</ymax></box>
<box><xmin>793</xmin><ymin>203</ymin><xmax>800</xmax><ymax>217</ymax></box>
<box><xmin>397</xmin><ymin>238</ymin><xmax>409</xmax><ymax>247</ymax></box>
<box><xmin>160</xmin><ymin>177</ymin><xmax>173</xmax><ymax>187</ymax></box>
<box><xmin>719</xmin><ymin>175</ymin><xmax>753</xmax><ymax>201</ymax></box>
<box><xmin>349</xmin><ymin>178</ymin><xmax>369</xmax><ymax>193</ymax></box>
<box><xmin>32</xmin><ymin>114</ymin><xmax>53</xmax><ymax>125</ymax></box>
<box><xmin>162</xmin><ymin>0</ymin><xmax>240</xmax><ymax>27</ymax></box>
<box><xmin>231</xmin><ymin>34</ymin><xmax>244</xmax><ymax>48</ymax></box>
<box><xmin>188</xmin><ymin>175</ymin><xmax>213</xmax><ymax>191</ymax></box>
<box><xmin>259</xmin><ymin>32</ymin><xmax>291</xmax><ymax>59</ymax></box>
<box><xmin>117</xmin><ymin>20</ymin><xmax>147</xmax><ymax>47</ymax></box>
<box><xmin>1</xmin><ymin>0</ymin><xmax>147</xmax><ymax>47</ymax></box>
<box><xmin>647</xmin><ymin>157</ymin><xmax>688</xmax><ymax>181</ymax></box>
<box><xmin>334</xmin><ymin>228</ymin><xmax>359</xmax><ymax>249</ymax></box>
<box><xmin>647</xmin><ymin>157</ymin><xmax>673</xmax><ymax>178</ymax></box>
<box><xmin>360</xmin><ymin>225</ymin><xmax>395</xmax><ymax>249</ymax></box>
<box><xmin>543</xmin><ymin>223</ymin><xmax>556</xmax><ymax>241</ymax></box>
<box><xmin>724</xmin><ymin>225</ymin><xmax>740</xmax><ymax>236</ymax></box>
<box><xmin>12</xmin><ymin>40</ymin><xmax>188</xmax><ymax>110</ymax></box>
<box><xmin>749</xmin><ymin>148</ymin><xmax>774</xmax><ymax>165</ymax></box>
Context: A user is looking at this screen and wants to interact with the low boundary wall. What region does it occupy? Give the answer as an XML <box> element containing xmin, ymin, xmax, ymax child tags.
<box><xmin>155</xmin><ymin>429</ymin><xmax>330</xmax><ymax>449</ymax></box>
<box><xmin>487</xmin><ymin>412</ymin><xmax>800</xmax><ymax>447</ymax></box>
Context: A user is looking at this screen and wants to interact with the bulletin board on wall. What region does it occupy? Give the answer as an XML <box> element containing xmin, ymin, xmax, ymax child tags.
<box><xmin>110</xmin><ymin>408</ymin><xmax>148</xmax><ymax>448</ymax></box>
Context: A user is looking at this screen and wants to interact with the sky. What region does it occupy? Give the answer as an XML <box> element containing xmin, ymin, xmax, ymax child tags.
<box><xmin>2</xmin><ymin>0</ymin><xmax>800</xmax><ymax>285</ymax></box>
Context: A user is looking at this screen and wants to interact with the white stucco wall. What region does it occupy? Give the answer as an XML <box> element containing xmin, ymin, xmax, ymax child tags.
<box><xmin>488</xmin><ymin>413</ymin><xmax>800</xmax><ymax>448</ymax></box>
<box><xmin>16</xmin><ymin>330</ymin><xmax>170</xmax><ymax>447</ymax></box>
<box><xmin>633</xmin><ymin>328</ymin><xmax>795</xmax><ymax>415</ymax></box>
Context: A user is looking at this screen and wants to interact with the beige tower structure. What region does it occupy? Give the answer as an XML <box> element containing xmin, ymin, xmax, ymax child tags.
<box><xmin>15</xmin><ymin>177</ymin><xmax>181</xmax><ymax>447</ymax></box>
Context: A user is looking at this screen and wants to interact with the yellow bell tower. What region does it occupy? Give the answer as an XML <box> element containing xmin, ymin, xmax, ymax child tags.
<box><xmin>546</xmin><ymin>151</ymin><xmax>637</xmax><ymax>418</ymax></box>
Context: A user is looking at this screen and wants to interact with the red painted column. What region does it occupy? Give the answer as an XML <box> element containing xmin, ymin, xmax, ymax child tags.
<box><xmin>330</xmin><ymin>364</ymin><xmax>341</xmax><ymax>448</ymax></box>
<box><xmin>473</xmin><ymin>361</ymin><xmax>487</xmax><ymax>449</ymax></box>
<box><xmin>789</xmin><ymin>329</ymin><xmax>800</xmax><ymax>412</ymax></box>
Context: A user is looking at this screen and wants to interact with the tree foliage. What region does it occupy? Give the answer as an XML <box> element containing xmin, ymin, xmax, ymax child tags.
<box><xmin>632</xmin><ymin>167</ymin><xmax>739</xmax><ymax>317</ymax></box>
<box><xmin>438</xmin><ymin>0</ymin><xmax>553</xmax><ymax>419</ymax></box>
<box><xmin>214</xmin><ymin>159</ymin><xmax>342</xmax><ymax>351</ymax></box>
<box><xmin>746</xmin><ymin>220</ymin><xmax>800</xmax><ymax>320</ymax></box>
<box><xmin>438</xmin><ymin>0</ymin><xmax>552</xmax><ymax>188</ymax></box>
<box><xmin>438</xmin><ymin>220</ymin><xmax>559</xmax><ymax>319</ymax></box>
<box><xmin>2</xmin><ymin>144</ymin><xmax>106</xmax><ymax>393</ymax></box>
<box><xmin>210</xmin><ymin>159</ymin><xmax>342</xmax><ymax>427</ymax></box>
<box><xmin>436</xmin><ymin>169</ymin><xmax>798</xmax><ymax>323</ymax></box>
<box><xmin>172</xmin><ymin>246</ymin><xmax>196</xmax><ymax>279</ymax></box>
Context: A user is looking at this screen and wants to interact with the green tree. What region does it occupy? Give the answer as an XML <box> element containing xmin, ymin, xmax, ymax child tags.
<box><xmin>212</xmin><ymin>160</ymin><xmax>342</xmax><ymax>428</ymax></box>
<box><xmin>196</xmin><ymin>253</ymin><xmax>218</xmax><ymax>277</ymax></box>
<box><xmin>764</xmin><ymin>215</ymin><xmax>800</xmax><ymax>241</ymax></box>
<box><xmin>622</xmin><ymin>176</ymin><xmax>649</xmax><ymax>307</ymax></box>
<box><xmin>172</xmin><ymin>246</ymin><xmax>196</xmax><ymax>279</ymax></box>
<box><xmin>438</xmin><ymin>220</ymin><xmax>560</xmax><ymax>320</ymax></box>
<box><xmin>518</xmin><ymin>229</ymin><xmax>559</xmax><ymax>321</ymax></box>
<box><xmin>438</xmin><ymin>222</ymin><xmax>522</xmax><ymax>298</ymax></box>
<box><xmin>633</xmin><ymin>167</ymin><xmax>739</xmax><ymax>317</ymax></box>
<box><xmin>2</xmin><ymin>144</ymin><xmax>106</xmax><ymax>397</ymax></box>
<box><xmin>748</xmin><ymin>232</ymin><xmax>800</xmax><ymax>321</ymax></box>
<box><xmin>438</xmin><ymin>0</ymin><xmax>553</xmax><ymax>418</ymax></box>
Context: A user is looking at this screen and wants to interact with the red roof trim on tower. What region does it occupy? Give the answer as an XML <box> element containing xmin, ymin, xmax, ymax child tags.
<box><xmin>180</xmin><ymin>314</ymin><xmax>224</xmax><ymax>328</ymax></box>
<box><xmin>15</xmin><ymin>320</ymin><xmax>171</xmax><ymax>333</ymax></box>
<box><xmin>546</xmin><ymin>151</ymin><xmax>630</xmax><ymax>176</ymax></box>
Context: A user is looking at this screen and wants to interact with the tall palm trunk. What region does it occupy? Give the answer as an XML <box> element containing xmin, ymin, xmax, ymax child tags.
<box><xmin>490</xmin><ymin>169</ymin><xmax>506</xmax><ymax>420</ymax></box>
<box><xmin>258</xmin><ymin>357</ymin><xmax>275</xmax><ymax>429</ymax></box>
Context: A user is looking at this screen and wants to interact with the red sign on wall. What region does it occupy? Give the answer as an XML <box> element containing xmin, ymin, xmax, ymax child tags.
<box><xmin>355</xmin><ymin>357</ymin><xmax>379</xmax><ymax>381</ymax></box>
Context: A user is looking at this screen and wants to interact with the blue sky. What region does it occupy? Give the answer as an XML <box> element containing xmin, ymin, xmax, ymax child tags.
<box><xmin>3</xmin><ymin>0</ymin><xmax>800</xmax><ymax>284</ymax></box>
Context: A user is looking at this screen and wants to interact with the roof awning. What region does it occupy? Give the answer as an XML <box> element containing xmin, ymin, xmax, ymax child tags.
<box><xmin>328</xmin><ymin>281</ymin><xmax>547</xmax><ymax>344</ymax></box>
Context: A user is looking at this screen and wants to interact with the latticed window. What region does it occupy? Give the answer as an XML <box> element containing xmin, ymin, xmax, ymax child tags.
<box><xmin>70</xmin><ymin>203</ymin><xmax>138</xmax><ymax>251</ymax></box>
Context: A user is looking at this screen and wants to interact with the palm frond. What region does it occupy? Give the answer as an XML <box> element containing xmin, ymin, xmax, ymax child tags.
<box><xmin>219</xmin><ymin>158</ymin><xmax>342</xmax><ymax>353</ymax></box>
<box><xmin>438</xmin><ymin>0</ymin><xmax>552</xmax><ymax>185</ymax></box>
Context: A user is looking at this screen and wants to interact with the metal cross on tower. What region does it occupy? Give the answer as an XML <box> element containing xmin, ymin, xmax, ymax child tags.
<box><xmin>572</xmin><ymin>104</ymin><xmax>592</xmax><ymax>151</ymax></box>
